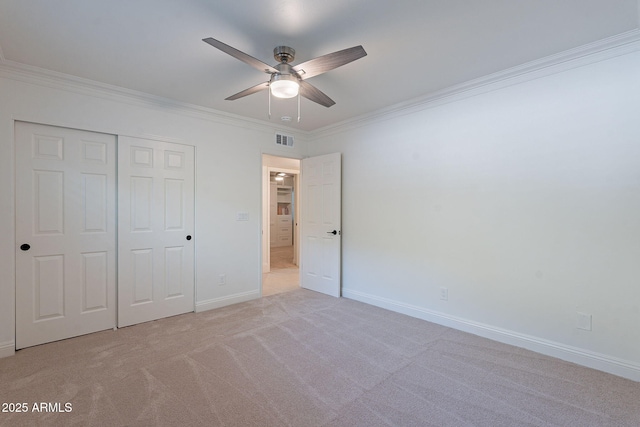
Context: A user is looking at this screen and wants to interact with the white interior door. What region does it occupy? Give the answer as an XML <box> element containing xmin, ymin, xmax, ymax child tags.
<box><xmin>118</xmin><ymin>136</ymin><xmax>195</xmax><ymax>327</ymax></box>
<box><xmin>15</xmin><ymin>122</ymin><xmax>116</xmax><ymax>349</ymax></box>
<box><xmin>300</xmin><ymin>153</ymin><xmax>341</xmax><ymax>297</ymax></box>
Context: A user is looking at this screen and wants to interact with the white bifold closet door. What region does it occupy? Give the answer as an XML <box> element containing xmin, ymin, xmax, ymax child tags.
<box><xmin>15</xmin><ymin>124</ymin><xmax>195</xmax><ymax>349</ymax></box>
<box><xmin>15</xmin><ymin>122</ymin><xmax>117</xmax><ymax>349</ymax></box>
<box><xmin>117</xmin><ymin>136</ymin><xmax>195</xmax><ymax>328</ymax></box>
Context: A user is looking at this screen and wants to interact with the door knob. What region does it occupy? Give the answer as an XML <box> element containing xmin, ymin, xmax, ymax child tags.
<box><xmin>327</xmin><ymin>230</ymin><xmax>337</xmax><ymax>235</ymax></box>
<box><xmin>186</xmin><ymin>235</ymin><xmax>192</xmax><ymax>241</ymax></box>
<box><xmin>20</xmin><ymin>243</ymin><xmax>31</xmax><ymax>251</ymax></box>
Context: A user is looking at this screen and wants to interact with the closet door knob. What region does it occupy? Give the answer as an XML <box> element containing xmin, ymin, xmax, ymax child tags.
<box><xmin>186</xmin><ymin>235</ymin><xmax>192</xmax><ymax>241</ymax></box>
<box><xmin>20</xmin><ymin>243</ymin><xmax>31</xmax><ymax>251</ymax></box>
<box><xmin>327</xmin><ymin>230</ymin><xmax>337</xmax><ymax>235</ymax></box>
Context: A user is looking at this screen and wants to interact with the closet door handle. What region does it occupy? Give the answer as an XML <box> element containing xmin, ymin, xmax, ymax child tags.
<box><xmin>186</xmin><ymin>235</ymin><xmax>192</xmax><ymax>241</ymax></box>
<box><xmin>20</xmin><ymin>243</ymin><xmax>31</xmax><ymax>251</ymax></box>
<box><xmin>327</xmin><ymin>230</ymin><xmax>337</xmax><ymax>235</ymax></box>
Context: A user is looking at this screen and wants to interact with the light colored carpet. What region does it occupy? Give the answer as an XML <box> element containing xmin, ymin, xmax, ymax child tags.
<box><xmin>263</xmin><ymin>245</ymin><xmax>299</xmax><ymax>297</ymax></box>
<box><xmin>1</xmin><ymin>289</ymin><xmax>639</xmax><ymax>426</ymax></box>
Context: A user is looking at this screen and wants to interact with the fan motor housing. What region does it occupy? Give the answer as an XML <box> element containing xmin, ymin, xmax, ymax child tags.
<box><xmin>274</xmin><ymin>46</ymin><xmax>295</xmax><ymax>63</ymax></box>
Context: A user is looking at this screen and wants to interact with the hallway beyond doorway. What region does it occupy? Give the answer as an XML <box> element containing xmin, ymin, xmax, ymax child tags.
<box><xmin>263</xmin><ymin>245</ymin><xmax>299</xmax><ymax>296</ymax></box>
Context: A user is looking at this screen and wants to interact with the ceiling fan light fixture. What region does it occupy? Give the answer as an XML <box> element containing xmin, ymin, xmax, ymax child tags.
<box><xmin>204</xmin><ymin>37</ymin><xmax>366</xmax><ymax>108</ymax></box>
<box><xmin>270</xmin><ymin>75</ymin><xmax>299</xmax><ymax>98</ymax></box>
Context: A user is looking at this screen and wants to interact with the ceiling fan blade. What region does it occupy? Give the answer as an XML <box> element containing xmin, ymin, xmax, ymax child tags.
<box><xmin>225</xmin><ymin>81</ymin><xmax>270</xmax><ymax>100</ymax></box>
<box><xmin>203</xmin><ymin>37</ymin><xmax>278</xmax><ymax>74</ymax></box>
<box><xmin>299</xmin><ymin>80</ymin><xmax>335</xmax><ymax>107</ymax></box>
<box><xmin>293</xmin><ymin>45</ymin><xmax>366</xmax><ymax>80</ymax></box>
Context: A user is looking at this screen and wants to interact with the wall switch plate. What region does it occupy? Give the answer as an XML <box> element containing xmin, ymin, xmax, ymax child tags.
<box><xmin>218</xmin><ymin>274</ymin><xmax>226</xmax><ymax>286</ymax></box>
<box><xmin>577</xmin><ymin>312</ymin><xmax>592</xmax><ymax>331</ymax></box>
<box><xmin>236</xmin><ymin>212</ymin><xmax>249</xmax><ymax>221</ymax></box>
<box><xmin>440</xmin><ymin>287</ymin><xmax>448</xmax><ymax>301</ymax></box>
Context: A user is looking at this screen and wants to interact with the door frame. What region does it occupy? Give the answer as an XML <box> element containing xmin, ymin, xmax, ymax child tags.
<box><xmin>261</xmin><ymin>155</ymin><xmax>300</xmax><ymax>281</ymax></box>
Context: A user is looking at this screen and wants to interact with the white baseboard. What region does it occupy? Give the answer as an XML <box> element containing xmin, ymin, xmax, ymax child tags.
<box><xmin>195</xmin><ymin>290</ymin><xmax>261</xmax><ymax>313</ymax></box>
<box><xmin>342</xmin><ymin>288</ymin><xmax>640</xmax><ymax>382</ymax></box>
<box><xmin>0</xmin><ymin>341</ymin><xmax>15</xmax><ymax>358</ymax></box>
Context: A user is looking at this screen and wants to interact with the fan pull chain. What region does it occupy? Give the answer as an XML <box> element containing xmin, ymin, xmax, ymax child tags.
<box><xmin>297</xmin><ymin>91</ymin><xmax>301</xmax><ymax>123</ymax></box>
<box><xmin>268</xmin><ymin>85</ymin><xmax>272</xmax><ymax>119</ymax></box>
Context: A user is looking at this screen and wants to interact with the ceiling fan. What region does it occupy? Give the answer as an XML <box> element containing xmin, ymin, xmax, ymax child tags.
<box><xmin>202</xmin><ymin>37</ymin><xmax>367</xmax><ymax>108</ymax></box>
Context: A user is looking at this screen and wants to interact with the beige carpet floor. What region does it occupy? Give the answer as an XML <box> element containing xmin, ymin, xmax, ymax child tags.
<box><xmin>1</xmin><ymin>289</ymin><xmax>639</xmax><ymax>426</ymax></box>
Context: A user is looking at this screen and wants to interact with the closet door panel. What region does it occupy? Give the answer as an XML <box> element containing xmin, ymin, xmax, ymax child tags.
<box><xmin>118</xmin><ymin>136</ymin><xmax>195</xmax><ymax>327</ymax></box>
<box><xmin>15</xmin><ymin>122</ymin><xmax>116</xmax><ymax>349</ymax></box>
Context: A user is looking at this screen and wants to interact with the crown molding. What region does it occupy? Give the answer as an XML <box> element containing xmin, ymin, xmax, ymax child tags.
<box><xmin>2</xmin><ymin>29</ymin><xmax>639</xmax><ymax>141</ymax></box>
<box><xmin>311</xmin><ymin>29</ymin><xmax>640</xmax><ymax>139</ymax></box>
<box><xmin>0</xmin><ymin>59</ymin><xmax>306</xmax><ymax>136</ymax></box>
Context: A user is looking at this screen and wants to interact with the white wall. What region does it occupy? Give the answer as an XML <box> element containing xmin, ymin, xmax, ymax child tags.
<box><xmin>309</xmin><ymin>48</ymin><xmax>640</xmax><ymax>380</ymax></box>
<box><xmin>0</xmin><ymin>68</ymin><xmax>308</xmax><ymax>356</ymax></box>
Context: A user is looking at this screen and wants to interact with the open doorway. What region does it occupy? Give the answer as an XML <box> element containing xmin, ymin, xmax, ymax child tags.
<box><xmin>262</xmin><ymin>155</ymin><xmax>300</xmax><ymax>296</ymax></box>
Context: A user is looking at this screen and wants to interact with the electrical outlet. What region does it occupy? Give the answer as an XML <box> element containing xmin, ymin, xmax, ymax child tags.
<box><xmin>218</xmin><ymin>274</ymin><xmax>226</xmax><ymax>286</ymax></box>
<box><xmin>440</xmin><ymin>287</ymin><xmax>448</xmax><ymax>301</ymax></box>
<box><xmin>577</xmin><ymin>312</ymin><xmax>592</xmax><ymax>331</ymax></box>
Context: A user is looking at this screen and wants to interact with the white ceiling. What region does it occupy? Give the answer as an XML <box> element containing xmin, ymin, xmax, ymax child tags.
<box><xmin>1</xmin><ymin>1</ymin><xmax>638</xmax><ymax>131</ymax></box>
